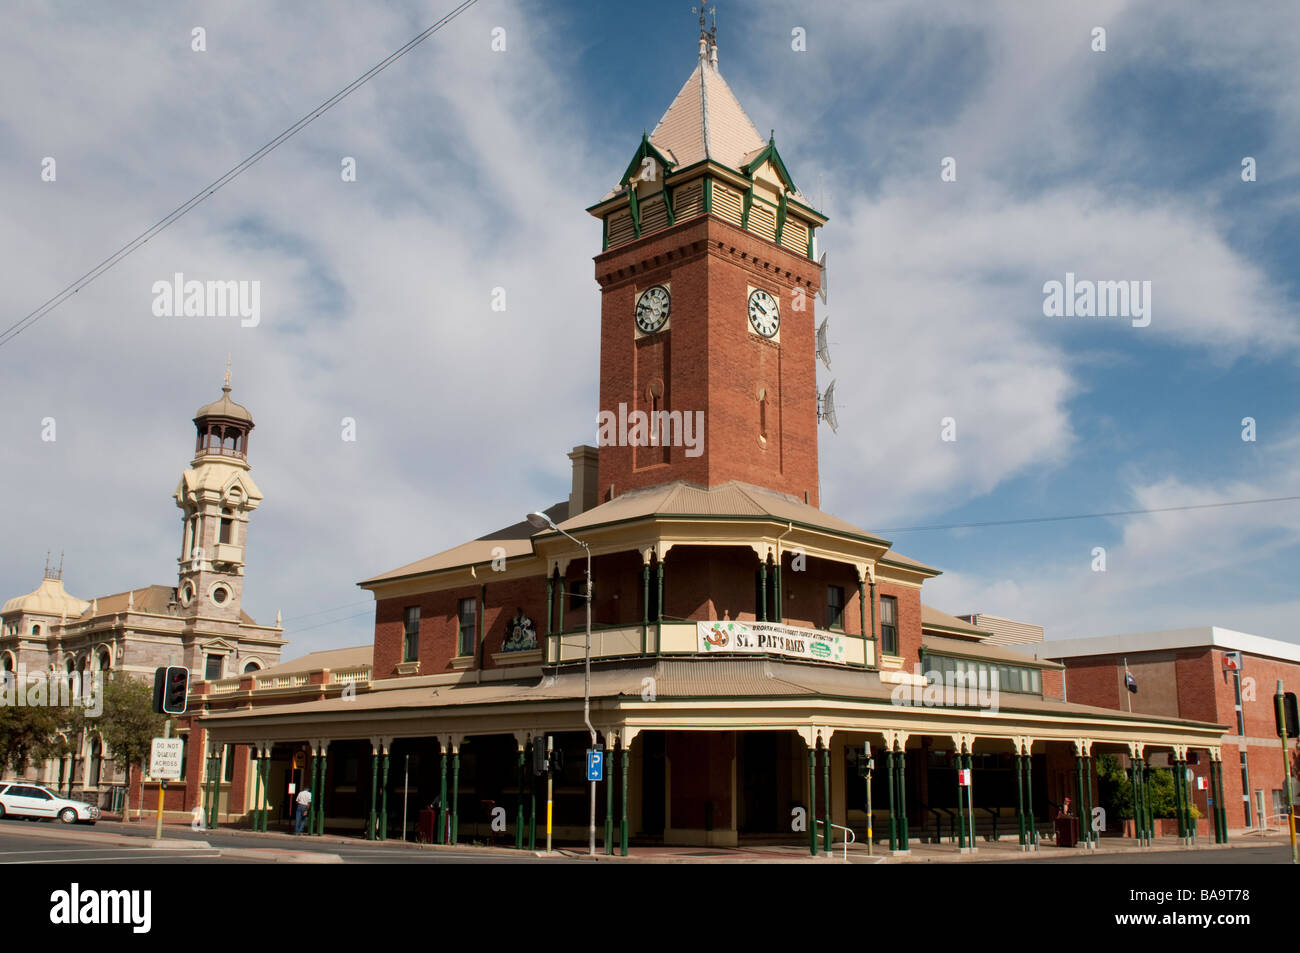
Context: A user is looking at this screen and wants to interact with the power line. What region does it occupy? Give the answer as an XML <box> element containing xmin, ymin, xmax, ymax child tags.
<box><xmin>281</xmin><ymin>609</ymin><xmax>374</xmax><ymax>636</ymax></box>
<box><xmin>875</xmin><ymin>494</ymin><xmax>1300</xmax><ymax>534</ymax></box>
<box><xmin>279</xmin><ymin>598</ymin><xmax>373</xmax><ymax>624</ymax></box>
<box><xmin>0</xmin><ymin>0</ymin><xmax>479</xmax><ymax>349</ymax></box>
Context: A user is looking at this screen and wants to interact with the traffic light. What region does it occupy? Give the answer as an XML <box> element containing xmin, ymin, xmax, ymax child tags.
<box><xmin>1276</xmin><ymin>692</ymin><xmax>1299</xmax><ymax>739</ymax></box>
<box><xmin>532</xmin><ymin>739</ymin><xmax>548</xmax><ymax>776</ymax></box>
<box><xmin>153</xmin><ymin>666</ymin><xmax>190</xmax><ymax>715</ymax></box>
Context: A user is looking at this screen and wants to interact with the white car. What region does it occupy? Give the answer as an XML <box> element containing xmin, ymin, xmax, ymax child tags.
<box><xmin>0</xmin><ymin>782</ymin><xmax>100</xmax><ymax>824</ymax></box>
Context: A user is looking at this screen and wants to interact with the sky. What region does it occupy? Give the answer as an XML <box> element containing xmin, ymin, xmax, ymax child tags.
<box><xmin>2</xmin><ymin>0</ymin><xmax>1298</xmax><ymax>660</ymax></box>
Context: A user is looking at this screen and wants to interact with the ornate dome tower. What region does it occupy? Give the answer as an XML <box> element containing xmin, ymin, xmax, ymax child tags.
<box><xmin>173</xmin><ymin>364</ymin><xmax>264</xmax><ymax>621</ymax></box>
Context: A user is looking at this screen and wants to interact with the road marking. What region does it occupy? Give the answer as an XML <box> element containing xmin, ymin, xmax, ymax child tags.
<box><xmin>3</xmin><ymin>851</ymin><xmax>222</xmax><ymax>864</ymax></box>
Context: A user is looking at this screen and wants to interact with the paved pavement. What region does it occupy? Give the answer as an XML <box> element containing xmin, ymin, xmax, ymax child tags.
<box><xmin>0</xmin><ymin>815</ymin><xmax>1293</xmax><ymax>863</ymax></box>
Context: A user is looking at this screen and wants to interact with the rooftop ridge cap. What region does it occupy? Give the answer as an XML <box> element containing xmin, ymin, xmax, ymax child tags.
<box><xmin>698</xmin><ymin>57</ymin><xmax>711</xmax><ymax>159</ymax></box>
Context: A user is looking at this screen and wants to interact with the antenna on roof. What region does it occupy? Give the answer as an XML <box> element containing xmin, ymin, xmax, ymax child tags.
<box><xmin>815</xmin><ymin>316</ymin><xmax>832</xmax><ymax>370</ymax></box>
<box><xmin>817</xmin><ymin>251</ymin><xmax>827</xmax><ymax>304</ymax></box>
<box><xmin>817</xmin><ymin>380</ymin><xmax>839</xmax><ymax>433</ymax></box>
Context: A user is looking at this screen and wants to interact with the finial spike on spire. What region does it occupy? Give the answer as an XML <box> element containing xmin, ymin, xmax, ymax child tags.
<box><xmin>224</xmin><ymin>353</ymin><xmax>232</xmax><ymax>391</ymax></box>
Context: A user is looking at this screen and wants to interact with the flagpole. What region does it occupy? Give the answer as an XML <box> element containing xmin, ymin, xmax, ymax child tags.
<box><xmin>1124</xmin><ymin>657</ymin><xmax>1131</xmax><ymax>713</ymax></box>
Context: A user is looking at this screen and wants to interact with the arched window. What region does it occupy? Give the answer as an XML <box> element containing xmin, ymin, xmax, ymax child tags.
<box><xmin>243</xmin><ymin>660</ymin><xmax>262</xmax><ymax>674</ymax></box>
<box><xmin>97</xmin><ymin>649</ymin><xmax>111</xmax><ymax>671</ymax></box>
<box><xmin>31</xmin><ymin>624</ymin><xmax>41</xmax><ymax>636</ymax></box>
<box><xmin>88</xmin><ymin>736</ymin><xmax>102</xmax><ymax>788</ymax></box>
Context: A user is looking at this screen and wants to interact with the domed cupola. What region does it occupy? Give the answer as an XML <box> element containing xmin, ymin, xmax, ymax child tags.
<box><xmin>194</xmin><ymin>362</ymin><xmax>254</xmax><ymax>462</ymax></box>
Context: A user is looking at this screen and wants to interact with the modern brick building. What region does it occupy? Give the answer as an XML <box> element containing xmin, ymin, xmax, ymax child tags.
<box><xmin>1034</xmin><ymin>627</ymin><xmax>1300</xmax><ymax>832</ymax></box>
<box><xmin>185</xmin><ymin>24</ymin><xmax>1227</xmax><ymax>855</ymax></box>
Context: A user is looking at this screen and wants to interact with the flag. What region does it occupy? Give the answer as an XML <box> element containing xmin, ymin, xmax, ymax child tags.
<box><xmin>1124</xmin><ymin>663</ymin><xmax>1138</xmax><ymax>694</ymax></box>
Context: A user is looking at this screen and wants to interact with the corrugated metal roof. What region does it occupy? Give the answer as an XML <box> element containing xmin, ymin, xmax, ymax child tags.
<box><xmin>922</xmin><ymin>634</ymin><xmax>1064</xmax><ymax>670</ymax></box>
<box><xmin>202</xmin><ymin>655</ymin><xmax>1219</xmax><ymax>730</ymax></box>
<box><xmin>921</xmin><ymin>605</ymin><xmax>991</xmax><ymax>639</ymax></box>
<box><xmin>253</xmin><ymin>645</ymin><xmax>372</xmax><ymax>677</ymax></box>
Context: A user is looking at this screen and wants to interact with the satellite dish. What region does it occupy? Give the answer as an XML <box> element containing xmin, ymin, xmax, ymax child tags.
<box><xmin>818</xmin><ymin>380</ymin><xmax>838</xmax><ymax>433</ymax></box>
<box><xmin>818</xmin><ymin>252</ymin><xmax>827</xmax><ymax>304</ymax></box>
<box><xmin>816</xmin><ymin>316</ymin><xmax>831</xmax><ymax>370</ymax></box>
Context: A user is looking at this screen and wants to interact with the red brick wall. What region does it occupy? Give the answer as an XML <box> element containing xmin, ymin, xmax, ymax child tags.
<box><xmin>1040</xmin><ymin>668</ymin><xmax>1064</xmax><ymax>701</ymax></box>
<box><xmin>1056</xmin><ymin>646</ymin><xmax>1300</xmax><ymax>829</ymax></box>
<box><xmin>595</xmin><ymin>215</ymin><xmax>821</xmax><ymax>504</ymax></box>
<box><xmin>373</xmin><ymin>575</ymin><xmax>548</xmax><ymax>679</ymax></box>
<box><xmin>879</xmin><ymin>582</ymin><xmax>922</xmax><ymax>663</ymax></box>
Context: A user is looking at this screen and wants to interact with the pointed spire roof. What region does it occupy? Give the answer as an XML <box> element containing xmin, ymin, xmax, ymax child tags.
<box><xmin>647</xmin><ymin>33</ymin><xmax>766</xmax><ymax>172</ymax></box>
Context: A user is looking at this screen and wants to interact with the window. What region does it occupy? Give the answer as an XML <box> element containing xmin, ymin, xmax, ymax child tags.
<box><xmin>457</xmin><ymin>598</ymin><xmax>477</xmax><ymax>657</ymax></box>
<box><xmin>826</xmin><ymin>586</ymin><xmax>845</xmax><ymax>630</ymax></box>
<box><xmin>205</xmin><ymin>654</ymin><xmax>223</xmax><ymax>681</ymax></box>
<box><xmin>223</xmin><ymin>745</ymin><xmax>234</xmax><ymax>783</ymax></box>
<box><xmin>211</xmin><ymin>586</ymin><xmax>229</xmax><ymax>605</ymax></box>
<box><xmin>219</xmin><ymin>517</ymin><xmax>233</xmax><ymax>544</ymax></box>
<box><xmin>879</xmin><ymin>595</ymin><xmax>898</xmax><ymax>656</ymax></box>
<box><xmin>88</xmin><ymin>738</ymin><xmax>102</xmax><ymax>788</ymax></box>
<box><xmin>243</xmin><ymin>660</ymin><xmax>261</xmax><ymax>674</ymax></box>
<box><xmin>403</xmin><ymin>606</ymin><xmax>420</xmax><ymax>662</ymax></box>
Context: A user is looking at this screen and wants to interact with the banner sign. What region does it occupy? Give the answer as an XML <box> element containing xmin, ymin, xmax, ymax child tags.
<box><xmin>697</xmin><ymin>620</ymin><xmax>847</xmax><ymax>664</ymax></box>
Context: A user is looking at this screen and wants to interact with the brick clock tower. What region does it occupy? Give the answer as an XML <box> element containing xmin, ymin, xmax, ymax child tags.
<box><xmin>173</xmin><ymin>369</ymin><xmax>263</xmax><ymax>623</ymax></box>
<box><xmin>587</xmin><ymin>23</ymin><xmax>828</xmax><ymax>506</ymax></box>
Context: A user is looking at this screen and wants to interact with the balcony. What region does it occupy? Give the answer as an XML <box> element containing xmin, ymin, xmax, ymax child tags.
<box><xmin>212</xmin><ymin>543</ymin><xmax>243</xmax><ymax>566</ymax></box>
<box><xmin>546</xmin><ymin>620</ymin><xmax>874</xmax><ymax>668</ymax></box>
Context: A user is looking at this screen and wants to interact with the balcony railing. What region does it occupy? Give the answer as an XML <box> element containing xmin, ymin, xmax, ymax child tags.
<box><xmin>546</xmin><ymin>620</ymin><xmax>874</xmax><ymax>668</ymax></box>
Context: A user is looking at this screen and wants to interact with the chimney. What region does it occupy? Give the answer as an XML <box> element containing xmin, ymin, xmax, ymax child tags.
<box><xmin>567</xmin><ymin>445</ymin><xmax>599</xmax><ymax>519</ymax></box>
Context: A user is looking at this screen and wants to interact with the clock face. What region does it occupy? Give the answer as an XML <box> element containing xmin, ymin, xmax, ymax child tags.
<box><xmin>635</xmin><ymin>285</ymin><xmax>671</xmax><ymax>333</ymax></box>
<box><xmin>748</xmin><ymin>289</ymin><xmax>780</xmax><ymax>338</ymax></box>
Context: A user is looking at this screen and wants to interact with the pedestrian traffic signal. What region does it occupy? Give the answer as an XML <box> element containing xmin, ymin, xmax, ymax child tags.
<box><xmin>153</xmin><ymin>666</ymin><xmax>190</xmax><ymax>715</ymax></box>
<box><xmin>532</xmin><ymin>740</ymin><xmax>548</xmax><ymax>776</ymax></box>
<box><xmin>1276</xmin><ymin>692</ymin><xmax>1299</xmax><ymax>739</ymax></box>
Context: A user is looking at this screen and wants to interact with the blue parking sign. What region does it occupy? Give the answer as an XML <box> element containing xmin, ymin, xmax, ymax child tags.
<box><xmin>587</xmin><ymin>749</ymin><xmax>604</xmax><ymax>782</ymax></box>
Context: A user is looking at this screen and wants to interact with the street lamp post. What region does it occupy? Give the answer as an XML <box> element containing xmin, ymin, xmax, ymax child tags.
<box><xmin>528</xmin><ymin>510</ymin><xmax>597</xmax><ymax>856</ymax></box>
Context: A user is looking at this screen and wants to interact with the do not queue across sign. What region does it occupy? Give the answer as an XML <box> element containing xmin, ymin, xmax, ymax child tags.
<box><xmin>149</xmin><ymin>738</ymin><xmax>184</xmax><ymax>780</ymax></box>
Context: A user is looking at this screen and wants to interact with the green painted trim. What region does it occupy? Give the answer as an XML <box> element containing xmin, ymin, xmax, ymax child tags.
<box><xmin>601</xmin><ymin>214</ymin><xmax>609</xmax><ymax>253</ymax></box>
<box><xmin>545</xmin><ymin>574</ymin><xmax>554</xmax><ymax>637</ymax></box>
<box><xmin>628</xmin><ymin>187</ymin><xmax>641</xmax><ymax>238</ymax></box>
<box><xmin>528</xmin><ymin>741</ymin><xmax>536</xmax><ymax>851</ymax></box>
<box><xmin>821</xmin><ymin>741</ymin><xmax>831</xmax><ymax>853</ymax></box>
<box><xmin>620</xmin><ymin>742</ymin><xmax>629</xmax><ymax>856</ymax></box>
<box><xmin>702</xmin><ymin>177</ymin><xmax>713</xmax><ymax>215</ymax></box>
<box><xmin>516</xmin><ymin>749</ymin><xmax>525</xmax><ymax>849</ymax></box>
<box><xmin>807</xmin><ymin>226</ymin><xmax>815</xmax><ymax>259</ymax></box>
<box><xmin>368</xmin><ymin>749</ymin><xmax>378</xmax><ymax>840</ymax></box>
<box><xmin>775</xmin><ymin>191</ymin><xmax>787</xmax><ymax>245</ymax></box>
<box><xmin>619</xmin><ymin>132</ymin><xmax>675</xmax><ymax>187</ymax></box>
<box><xmin>451</xmin><ymin>749</ymin><xmax>460</xmax><ymax>845</ymax></box>
<box><xmin>807</xmin><ymin>746</ymin><xmax>817</xmax><ymax>856</ymax></box>
<box><xmin>740</xmin><ymin>187</ymin><xmax>753</xmax><ymax>230</ymax></box>
<box><xmin>379</xmin><ymin>750</ymin><xmax>389</xmax><ymax>840</ymax></box>
<box><xmin>605</xmin><ymin>743</ymin><xmax>614</xmax><ymax>855</ymax></box>
<box><xmin>760</xmin><ymin>560</ymin><xmax>768</xmax><ymax>622</ymax></box>
<box><xmin>656</xmin><ymin>561</ymin><xmax>664</xmax><ymax>622</ymax></box>
<box><xmin>438</xmin><ymin>747</ymin><xmax>447</xmax><ymax>844</ymax></box>
<box><xmin>740</xmin><ymin>138</ymin><xmax>797</xmax><ymax>194</ymax></box>
<box><xmin>774</xmin><ymin>562</ymin><xmax>783</xmax><ymax>623</ymax></box>
<box><xmin>641</xmin><ymin>563</ymin><xmax>649</xmax><ymax>654</ymax></box>
<box><xmin>886</xmin><ymin>750</ymin><xmax>897</xmax><ymax>850</ymax></box>
<box><xmin>663</xmin><ymin>183</ymin><xmax>675</xmax><ymax>227</ymax></box>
